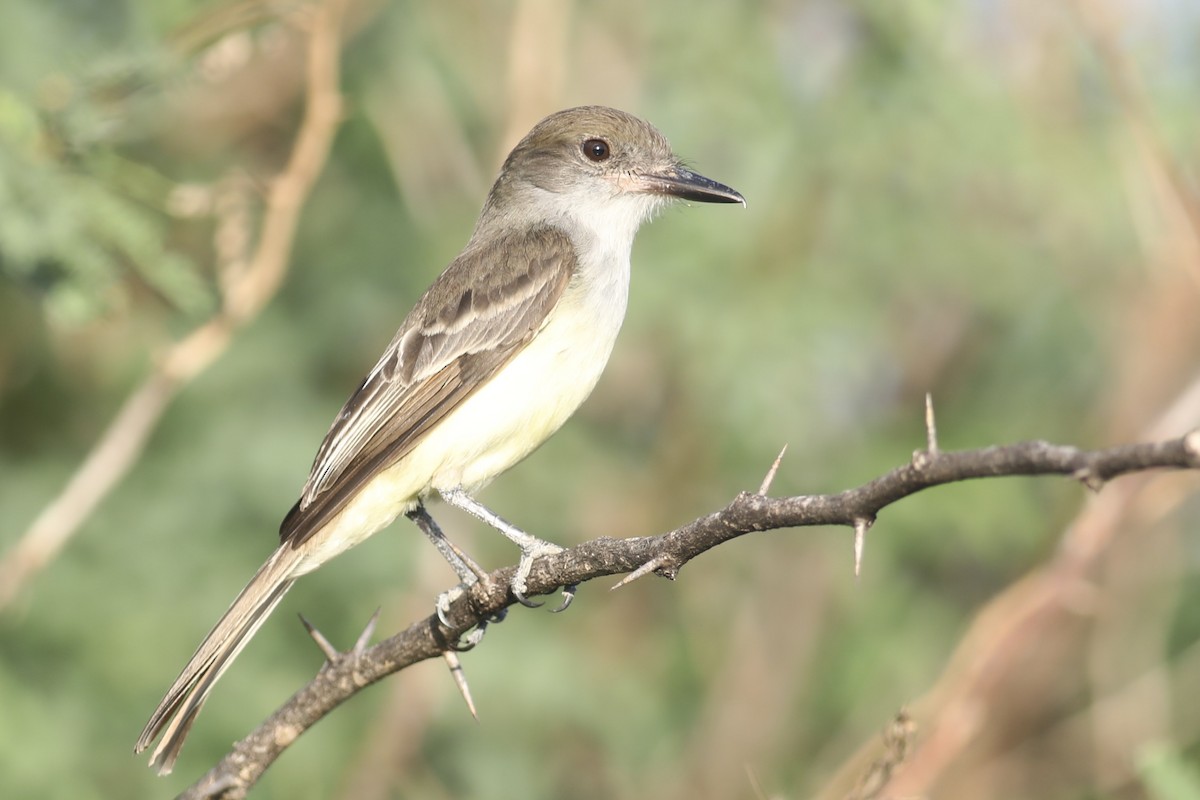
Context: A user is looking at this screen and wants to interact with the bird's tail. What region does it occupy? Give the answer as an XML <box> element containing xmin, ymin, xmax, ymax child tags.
<box><xmin>135</xmin><ymin>545</ymin><xmax>302</xmax><ymax>775</ymax></box>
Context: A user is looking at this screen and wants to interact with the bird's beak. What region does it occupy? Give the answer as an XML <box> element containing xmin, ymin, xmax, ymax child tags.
<box><xmin>636</xmin><ymin>165</ymin><xmax>745</xmax><ymax>205</ymax></box>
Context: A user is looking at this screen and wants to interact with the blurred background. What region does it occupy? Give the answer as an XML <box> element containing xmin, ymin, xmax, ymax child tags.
<box><xmin>2</xmin><ymin>0</ymin><xmax>1199</xmax><ymax>798</ymax></box>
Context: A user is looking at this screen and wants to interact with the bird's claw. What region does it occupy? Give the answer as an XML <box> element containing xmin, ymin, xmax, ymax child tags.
<box><xmin>510</xmin><ymin>555</ymin><xmax>577</xmax><ymax>612</ymax></box>
<box><xmin>436</xmin><ymin>585</ymin><xmax>464</xmax><ymax>628</ymax></box>
<box><xmin>551</xmin><ymin>584</ymin><xmax>577</xmax><ymax>613</ymax></box>
<box><xmin>510</xmin><ymin>539</ymin><xmax>566</xmax><ymax>608</ymax></box>
<box><xmin>511</xmin><ymin>587</ymin><xmax>544</xmax><ymax>608</ymax></box>
<box><xmin>450</xmin><ymin>623</ymin><xmax>488</xmax><ymax>652</ymax></box>
<box><xmin>437</xmin><ymin>580</ymin><xmax>510</xmax><ymax>650</ymax></box>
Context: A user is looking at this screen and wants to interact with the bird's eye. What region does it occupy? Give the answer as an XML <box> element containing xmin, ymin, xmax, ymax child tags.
<box><xmin>582</xmin><ymin>138</ymin><xmax>610</xmax><ymax>162</ymax></box>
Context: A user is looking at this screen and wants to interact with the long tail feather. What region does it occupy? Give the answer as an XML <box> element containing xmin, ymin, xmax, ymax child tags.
<box><xmin>135</xmin><ymin>546</ymin><xmax>302</xmax><ymax>775</ymax></box>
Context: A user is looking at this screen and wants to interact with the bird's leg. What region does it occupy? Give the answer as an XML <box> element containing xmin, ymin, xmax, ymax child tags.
<box><xmin>408</xmin><ymin>502</ymin><xmax>486</xmax><ymax>585</ymax></box>
<box><xmin>438</xmin><ymin>486</ymin><xmax>575</xmax><ymax>609</ymax></box>
<box><xmin>406</xmin><ymin>503</ymin><xmax>504</xmax><ymax>647</ymax></box>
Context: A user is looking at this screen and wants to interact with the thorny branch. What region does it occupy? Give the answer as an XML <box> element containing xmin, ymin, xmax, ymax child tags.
<box><xmin>176</xmin><ymin>430</ymin><xmax>1200</xmax><ymax>799</ymax></box>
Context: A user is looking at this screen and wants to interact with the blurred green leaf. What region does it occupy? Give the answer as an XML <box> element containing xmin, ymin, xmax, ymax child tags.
<box><xmin>1140</xmin><ymin>742</ymin><xmax>1200</xmax><ymax>800</ymax></box>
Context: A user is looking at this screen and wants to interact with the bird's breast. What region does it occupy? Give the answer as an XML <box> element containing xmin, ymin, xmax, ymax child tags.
<box><xmin>424</xmin><ymin>249</ymin><xmax>632</xmax><ymax>492</ymax></box>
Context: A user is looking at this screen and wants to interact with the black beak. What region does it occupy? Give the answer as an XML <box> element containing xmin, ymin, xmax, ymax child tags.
<box><xmin>640</xmin><ymin>165</ymin><xmax>745</xmax><ymax>205</ymax></box>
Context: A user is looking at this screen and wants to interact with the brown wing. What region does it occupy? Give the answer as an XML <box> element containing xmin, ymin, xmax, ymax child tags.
<box><xmin>279</xmin><ymin>225</ymin><xmax>577</xmax><ymax>546</ymax></box>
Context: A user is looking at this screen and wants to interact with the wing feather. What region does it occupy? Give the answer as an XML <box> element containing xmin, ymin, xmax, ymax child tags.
<box><xmin>279</xmin><ymin>225</ymin><xmax>577</xmax><ymax>546</ymax></box>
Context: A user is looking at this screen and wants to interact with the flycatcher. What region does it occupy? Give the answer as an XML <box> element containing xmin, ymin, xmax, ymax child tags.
<box><xmin>136</xmin><ymin>105</ymin><xmax>743</xmax><ymax>773</ymax></box>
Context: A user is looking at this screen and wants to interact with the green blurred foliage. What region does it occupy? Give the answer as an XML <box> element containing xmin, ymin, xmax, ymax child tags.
<box><xmin>1</xmin><ymin>1</ymin><xmax>1198</xmax><ymax>798</ymax></box>
<box><xmin>1139</xmin><ymin>743</ymin><xmax>1200</xmax><ymax>800</ymax></box>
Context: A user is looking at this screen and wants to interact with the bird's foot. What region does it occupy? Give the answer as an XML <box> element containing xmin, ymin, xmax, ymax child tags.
<box><xmin>437</xmin><ymin>578</ymin><xmax>508</xmax><ymax>651</ymax></box>
<box><xmin>511</xmin><ymin>539</ymin><xmax>576</xmax><ymax>612</ymax></box>
<box><xmin>435</xmin><ymin>487</ymin><xmax>577</xmax><ymax>612</ymax></box>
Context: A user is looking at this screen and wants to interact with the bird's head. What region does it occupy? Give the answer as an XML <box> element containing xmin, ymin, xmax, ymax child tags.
<box><xmin>482</xmin><ymin>106</ymin><xmax>743</xmax><ymax>240</ymax></box>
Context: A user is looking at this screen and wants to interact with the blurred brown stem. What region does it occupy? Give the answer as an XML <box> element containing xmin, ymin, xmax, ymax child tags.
<box><xmin>176</xmin><ymin>430</ymin><xmax>1199</xmax><ymax>800</ymax></box>
<box><xmin>0</xmin><ymin>0</ymin><xmax>349</xmax><ymax>612</ymax></box>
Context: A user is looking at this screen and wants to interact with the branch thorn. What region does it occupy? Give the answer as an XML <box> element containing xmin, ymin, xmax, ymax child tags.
<box><xmin>758</xmin><ymin>444</ymin><xmax>788</xmax><ymax>495</ymax></box>
<box><xmin>924</xmin><ymin>393</ymin><xmax>939</xmax><ymax>455</ymax></box>
<box><xmin>443</xmin><ymin>534</ymin><xmax>491</xmax><ymax>584</ymax></box>
<box><xmin>299</xmin><ymin>614</ymin><xmax>340</xmax><ymax>664</ymax></box>
<box><xmin>353</xmin><ymin>608</ymin><xmax>381</xmax><ymax>656</ymax></box>
<box><xmin>611</xmin><ymin>555</ymin><xmax>669</xmax><ymax>590</ymax></box>
<box><xmin>1072</xmin><ymin>468</ymin><xmax>1105</xmax><ymax>493</ymax></box>
<box><xmin>442</xmin><ymin>650</ymin><xmax>478</xmax><ymax>720</ymax></box>
<box><xmin>853</xmin><ymin>518</ymin><xmax>873</xmax><ymax>577</ymax></box>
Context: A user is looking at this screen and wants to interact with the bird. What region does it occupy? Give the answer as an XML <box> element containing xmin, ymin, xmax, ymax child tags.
<box><xmin>136</xmin><ymin>105</ymin><xmax>743</xmax><ymax>774</ymax></box>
